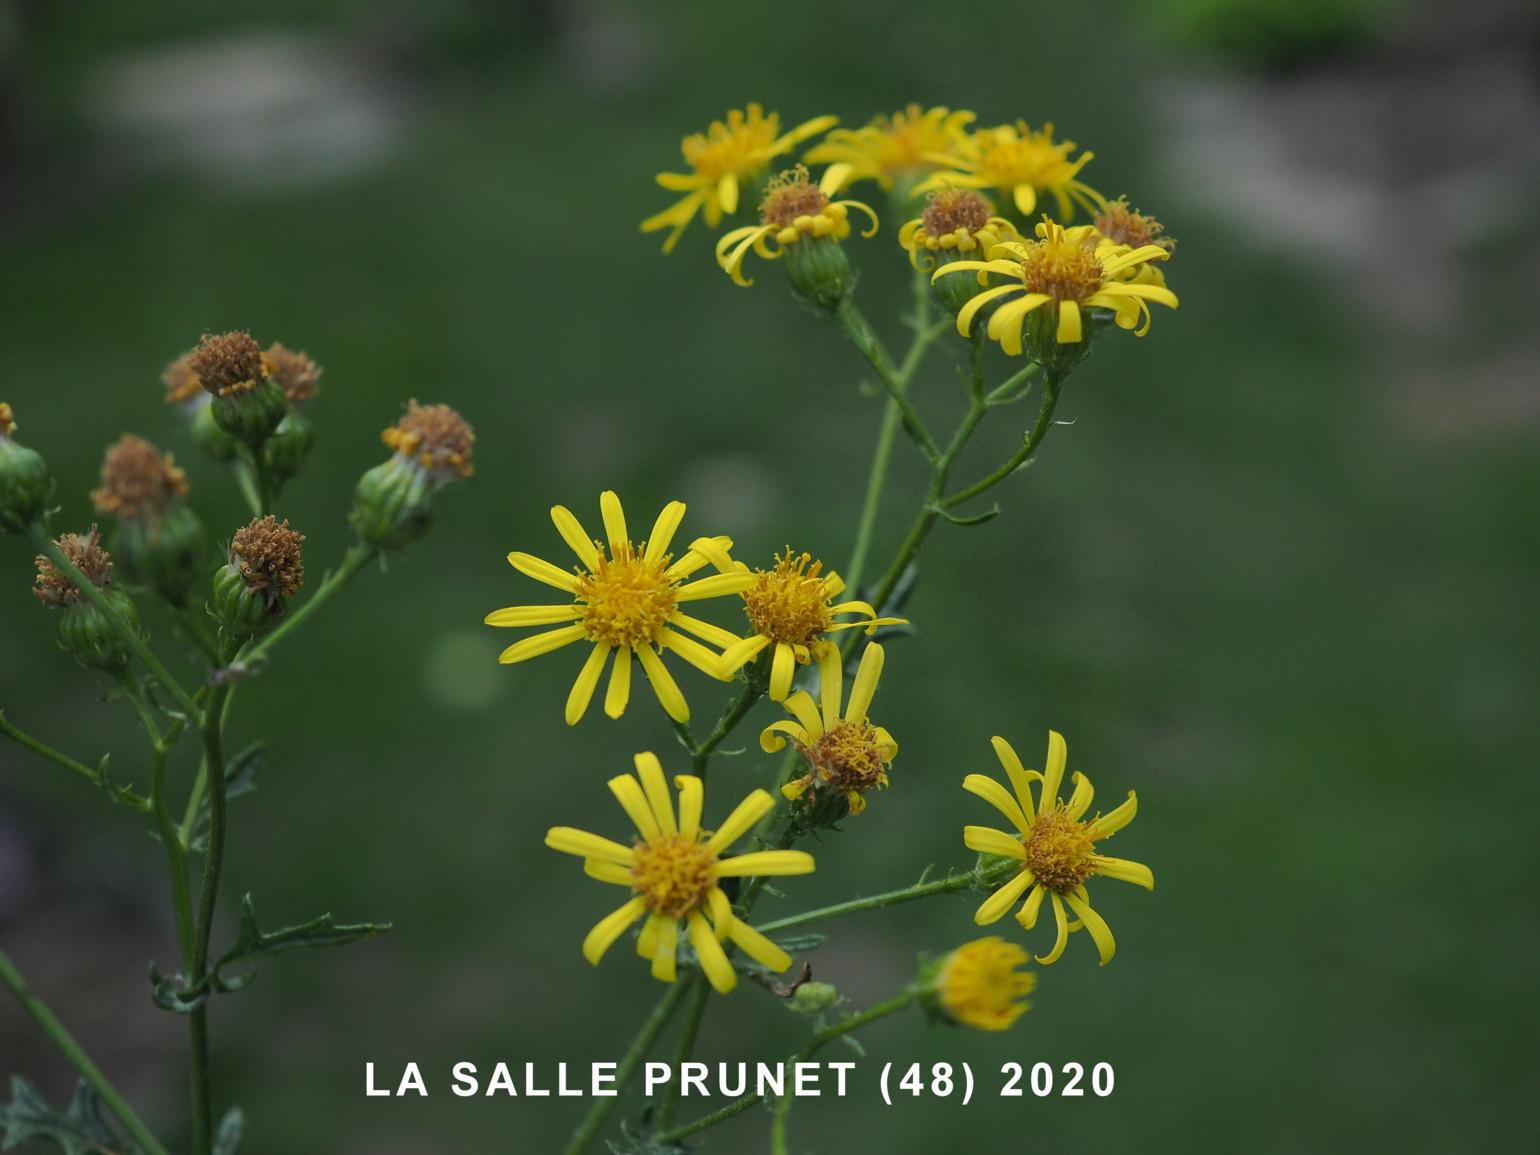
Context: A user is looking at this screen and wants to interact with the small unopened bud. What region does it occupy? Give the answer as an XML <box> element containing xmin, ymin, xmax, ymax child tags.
<box><xmin>211</xmin><ymin>515</ymin><xmax>304</xmax><ymax>638</ymax></box>
<box><xmin>92</xmin><ymin>435</ymin><xmax>206</xmax><ymax>605</ymax></box>
<box><xmin>259</xmin><ymin>342</ymin><xmax>322</xmax><ymax>486</ymax></box>
<box><xmin>190</xmin><ymin>331</ymin><xmax>287</xmax><ymax>448</ymax></box>
<box><xmin>783</xmin><ymin>236</ymin><xmax>850</xmax><ymax>313</ymax></box>
<box><xmin>33</xmin><ymin>525</ymin><xmax>140</xmax><ymax>670</ymax></box>
<box><xmin>0</xmin><ymin>403</ymin><xmax>52</xmax><ymax>532</ymax></box>
<box><xmin>786</xmin><ymin>981</ymin><xmax>841</xmax><ymax>1015</ymax></box>
<box><xmin>352</xmin><ymin>401</ymin><xmax>475</xmax><ymax>550</ymax></box>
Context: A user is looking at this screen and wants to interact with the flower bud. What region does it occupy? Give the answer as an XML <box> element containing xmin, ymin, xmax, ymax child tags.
<box><xmin>259</xmin><ymin>343</ymin><xmax>322</xmax><ymax>486</ymax></box>
<box><xmin>0</xmin><ymin>403</ymin><xmax>52</xmax><ymax>532</ymax></box>
<box><xmin>33</xmin><ymin>525</ymin><xmax>139</xmax><ymax>670</ymax></box>
<box><xmin>211</xmin><ymin>515</ymin><xmax>304</xmax><ymax>639</ymax></box>
<box><xmin>783</xmin><ymin>235</ymin><xmax>850</xmax><ymax>314</ymax></box>
<box><xmin>918</xmin><ymin>937</ymin><xmax>1035</xmax><ymax>1032</ymax></box>
<box><xmin>352</xmin><ymin>400</ymin><xmax>474</xmax><ymax>550</ymax></box>
<box><xmin>92</xmin><ymin>435</ymin><xmax>206</xmax><ymax>605</ymax></box>
<box><xmin>190</xmin><ymin>331</ymin><xmax>287</xmax><ymax>449</ymax></box>
<box><xmin>786</xmin><ymin>981</ymin><xmax>841</xmax><ymax>1015</ymax></box>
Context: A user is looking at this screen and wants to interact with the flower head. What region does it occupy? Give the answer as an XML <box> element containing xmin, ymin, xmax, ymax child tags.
<box><xmin>380</xmin><ymin>400</ymin><xmax>475</xmax><ymax>483</ymax></box>
<box><xmin>91</xmin><ymin>436</ymin><xmax>188</xmax><ymax>522</ymax></box>
<box><xmin>721</xmin><ymin>549</ymin><xmax>904</xmax><ymax>700</ymax></box>
<box><xmin>898</xmin><ymin>187</ymin><xmax>1020</xmax><ymax>271</ymax></box>
<box><xmin>641</xmin><ymin>104</ymin><xmax>838</xmax><ymax>253</ymax></box>
<box><xmin>264</xmin><ymin>342</ymin><xmax>322</xmax><ymax>407</ymax></box>
<box><xmin>546</xmin><ymin>752</ymin><xmax>815</xmax><ymax>993</ymax></box>
<box><xmin>804</xmin><ymin>104</ymin><xmax>975</xmax><ymax>190</ymax></box>
<box><xmin>190</xmin><ymin>331</ymin><xmax>268</xmax><ymax>397</ymax></box>
<box><xmin>917</xmin><ymin>120</ymin><xmax>1102</xmax><ymax>220</ymax></box>
<box><xmin>0</xmin><ymin>403</ymin><xmax>15</xmax><ymax>437</ymax></box>
<box><xmin>1093</xmin><ymin>196</ymin><xmax>1175</xmax><ymax>288</ymax></box>
<box><xmin>229</xmin><ymin>515</ymin><xmax>305</xmax><ymax>600</ymax></box>
<box><xmin>33</xmin><ymin>525</ymin><xmax>114</xmax><ymax>607</ymax></box>
<box><xmin>486</xmin><ymin>492</ymin><xmax>755</xmax><ymax>725</ymax></box>
<box><xmin>937</xmin><ymin>218</ymin><xmax>1178</xmax><ymax>353</ymax></box>
<box><xmin>162</xmin><ymin>352</ymin><xmax>203</xmax><ymax>405</ymax></box>
<box><xmin>714</xmin><ymin>164</ymin><xmax>878</xmax><ymax>288</ymax></box>
<box><xmin>963</xmin><ymin>730</ymin><xmax>1153</xmax><ymax>966</ymax></box>
<box><xmin>931</xmin><ymin>937</ymin><xmax>1036</xmax><ymax>1031</ymax></box>
<box><xmin>761</xmin><ymin>643</ymin><xmax>896</xmax><ymax>816</ymax></box>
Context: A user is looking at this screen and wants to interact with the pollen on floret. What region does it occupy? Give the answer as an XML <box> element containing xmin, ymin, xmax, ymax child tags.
<box><xmin>380</xmin><ymin>400</ymin><xmax>475</xmax><ymax>481</ymax></box>
<box><xmin>922</xmin><ymin>188</ymin><xmax>993</xmax><ymax>238</ymax></box>
<box><xmin>190</xmin><ymin>331</ymin><xmax>267</xmax><ymax>397</ymax></box>
<box><xmin>760</xmin><ymin>165</ymin><xmax>829</xmax><ymax>228</ymax></box>
<box><xmin>1019</xmin><ymin>230</ymin><xmax>1105</xmax><ymax>302</ymax></box>
<box><xmin>33</xmin><ymin>525</ymin><xmax>114</xmax><ymax>606</ymax></box>
<box><xmin>229</xmin><ymin>515</ymin><xmax>305</xmax><ymax>599</ymax></box>
<box><xmin>1095</xmin><ymin>197</ymin><xmax>1175</xmax><ymax>253</ymax></box>
<box><xmin>162</xmin><ymin>352</ymin><xmax>202</xmax><ymax>404</ymax></box>
<box><xmin>264</xmin><ymin>342</ymin><xmax>322</xmax><ymax>406</ymax></box>
<box><xmin>630</xmin><ymin>834</ymin><xmax>716</xmax><ymax>919</ymax></box>
<box><xmin>0</xmin><ymin>402</ymin><xmax>16</xmax><ymax>437</ymax></box>
<box><xmin>91</xmin><ymin>435</ymin><xmax>188</xmax><ymax>521</ymax></box>
<box><xmin>575</xmin><ymin>545</ymin><xmax>678</xmax><ymax>649</ymax></box>
<box><xmin>790</xmin><ymin>719</ymin><xmax>892</xmax><ymax>814</ymax></box>
<box><xmin>743</xmin><ymin>550</ymin><xmax>833</xmax><ymax>645</ymax></box>
<box><xmin>1022</xmin><ymin>808</ymin><xmax>1098</xmax><ymax>893</ymax></box>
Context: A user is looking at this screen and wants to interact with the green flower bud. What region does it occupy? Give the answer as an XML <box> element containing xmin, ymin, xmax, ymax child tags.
<box><xmin>32</xmin><ymin>526</ymin><xmax>138</xmax><ymax>670</ymax></box>
<box><xmin>211</xmin><ymin>377</ymin><xmax>287</xmax><ymax>448</ymax></box>
<box><xmin>260</xmin><ymin>411</ymin><xmax>315</xmax><ymax>487</ymax></box>
<box><xmin>210</xmin><ymin>515</ymin><xmax>305</xmax><ymax>640</ymax></box>
<box><xmin>352</xmin><ymin>401</ymin><xmax>475</xmax><ymax>550</ymax></box>
<box><xmin>783</xmin><ymin>236</ymin><xmax>851</xmax><ymax>314</ymax></box>
<box><xmin>188</xmin><ymin>331</ymin><xmax>287</xmax><ymax>449</ymax></box>
<box><xmin>187</xmin><ymin>397</ymin><xmax>240</xmax><ymax>462</ymax></box>
<box><xmin>1023</xmin><ymin>303</ymin><xmax>1093</xmax><ymax>378</ymax></box>
<box><xmin>787</xmin><ymin>981</ymin><xmax>841</xmax><ymax>1015</ymax></box>
<box><xmin>0</xmin><ymin>404</ymin><xmax>52</xmax><ymax>532</ymax></box>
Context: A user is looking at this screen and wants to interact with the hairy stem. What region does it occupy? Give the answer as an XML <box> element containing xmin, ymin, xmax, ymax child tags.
<box><xmin>560</xmin><ymin>979</ymin><xmax>692</xmax><ymax>1155</ymax></box>
<box><xmin>0</xmin><ymin>949</ymin><xmax>173</xmax><ymax>1155</ymax></box>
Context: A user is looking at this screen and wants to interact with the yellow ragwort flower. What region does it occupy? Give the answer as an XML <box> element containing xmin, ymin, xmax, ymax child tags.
<box><xmin>714</xmin><ymin>164</ymin><xmax>878</xmax><ymax>287</ymax></box>
<box><xmin>918</xmin><ymin>120</ymin><xmax>1102</xmax><ymax>220</ymax></box>
<box><xmin>485</xmin><ymin>491</ymin><xmax>755</xmax><ymax>725</ymax></box>
<box><xmin>641</xmin><ymin>104</ymin><xmax>838</xmax><ymax>253</ymax></box>
<box><xmin>761</xmin><ymin>643</ymin><xmax>896</xmax><ymax>816</ymax></box>
<box><xmin>963</xmin><ymin>730</ymin><xmax>1153</xmax><ymax>966</ymax></box>
<box><xmin>898</xmin><ymin>187</ymin><xmax>1021</xmax><ymax>271</ymax></box>
<box><xmin>934</xmin><ymin>936</ymin><xmax>1037</xmax><ymax>1031</ymax></box>
<box><xmin>936</xmin><ymin>219</ymin><xmax>1178</xmax><ymax>349</ymax></box>
<box><xmin>804</xmin><ymin>104</ymin><xmax>975</xmax><ymax>190</ymax></box>
<box><xmin>546</xmin><ymin>752</ymin><xmax>815</xmax><ymax>994</ymax></box>
<box><xmin>720</xmin><ymin>549</ymin><xmax>904</xmax><ymax>700</ymax></box>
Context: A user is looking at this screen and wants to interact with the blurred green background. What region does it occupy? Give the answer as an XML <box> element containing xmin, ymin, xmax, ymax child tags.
<box><xmin>2</xmin><ymin>0</ymin><xmax>1537</xmax><ymax>1151</ymax></box>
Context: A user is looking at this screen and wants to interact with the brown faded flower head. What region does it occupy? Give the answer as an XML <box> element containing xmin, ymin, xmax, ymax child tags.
<box><xmin>1095</xmin><ymin>197</ymin><xmax>1175</xmax><ymax>253</ymax></box>
<box><xmin>92</xmin><ymin>435</ymin><xmax>188</xmax><ymax>520</ymax></box>
<box><xmin>190</xmin><ymin>331</ymin><xmax>267</xmax><ymax>397</ymax></box>
<box><xmin>264</xmin><ymin>342</ymin><xmax>322</xmax><ymax>406</ymax></box>
<box><xmin>229</xmin><ymin>515</ymin><xmax>305</xmax><ymax>598</ymax></box>
<box><xmin>34</xmin><ymin>525</ymin><xmax>114</xmax><ymax>606</ymax></box>
<box><xmin>380</xmin><ymin>400</ymin><xmax>475</xmax><ymax>482</ymax></box>
<box><xmin>162</xmin><ymin>352</ymin><xmax>203</xmax><ymax>404</ymax></box>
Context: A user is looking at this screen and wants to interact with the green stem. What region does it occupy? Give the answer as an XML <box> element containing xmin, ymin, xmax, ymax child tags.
<box><xmin>0</xmin><ymin>711</ymin><xmax>149</xmax><ymax>809</ymax></box>
<box><xmin>26</xmin><ymin>526</ymin><xmax>201</xmax><ymax>719</ymax></box>
<box><xmin>656</xmin><ymin>989</ymin><xmax>919</xmax><ymax>1145</ymax></box>
<box><xmin>755</xmin><ymin>866</ymin><xmax>1003</xmax><ymax>936</ymax></box>
<box><xmin>232</xmin><ymin>460</ymin><xmax>263</xmax><ymax>519</ymax></box>
<box><xmin>187</xmin><ymin>679</ymin><xmax>232</xmax><ymax>1155</ymax></box>
<box><xmin>560</xmin><ymin>979</ymin><xmax>692</xmax><ymax>1155</ymax></box>
<box><xmin>0</xmin><ymin>949</ymin><xmax>173</xmax><ymax>1155</ymax></box>
<box><xmin>835</xmin><ymin>297</ymin><xmax>938</xmax><ymax>462</ymax></box>
<box><xmin>651</xmin><ymin>973</ymin><xmax>710</xmax><ymax>1131</ymax></box>
<box><xmin>943</xmin><ymin>372</ymin><xmax>1060</xmax><ymax>510</ymax></box>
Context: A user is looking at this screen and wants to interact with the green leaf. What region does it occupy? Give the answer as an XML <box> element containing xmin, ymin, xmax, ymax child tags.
<box><xmin>211</xmin><ymin>894</ymin><xmax>391</xmax><ymax>989</ymax></box>
<box><xmin>190</xmin><ymin>742</ymin><xmax>266</xmax><ymax>854</ymax></box>
<box><xmin>212</xmin><ymin>1107</ymin><xmax>244</xmax><ymax>1155</ymax></box>
<box><xmin>0</xmin><ymin>1076</ymin><xmax>135</xmax><ymax>1155</ymax></box>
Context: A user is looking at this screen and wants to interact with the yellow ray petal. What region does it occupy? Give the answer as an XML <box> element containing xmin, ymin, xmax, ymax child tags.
<box><xmin>727</xmin><ymin>919</ymin><xmax>791</xmax><ymax>972</ymax></box>
<box><xmin>565</xmin><ymin>642</ymin><xmax>611</xmax><ymax>725</ymax></box>
<box><xmin>498</xmin><ymin>624</ymin><xmax>586</xmax><ymax>664</ymax></box>
<box><xmin>1016</xmin><ymin>882</ymin><xmax>1045</xmax><ymax>930</ymax></box>
<box><xmin>1055</xmin><ymin>298</ymin><xmax>1083</xmax><ymax>344</ymax></box>
<box><xmin>990</xmin><ymin>736</ymin><xmax>1039</xmax><ymax>822</ymax></box>
<box><xmin>687</xmin><ymin>910</ymin><xmax>736</xmax><ymax>993</ymax></box>
<box><xmin>636</xmin><ymin>645</ymin><xmax>689</xmax><ymax>723</ymax></box>
<box><xmin>706</xmin><ymin>788</ymin><xmax>774</xmax><ymax>853</ymax></box>
<box><xmin>759</xmin><ymin>719</ymin><xmax>810</xmax><ymax>754</ymax></box>
<box><xmin>972</xmin><ymin>868</ymin><xmax>1035</xmax><ymax>925</ymax></box>
<box><xmin>707</xmin><ymin>886</ymin><xmax>735</xmax><ymax>938</ymax></box>
<box><xmin>550</xmin><ymin>505</ymin><xmax>599</xmax><ymax>570</ymax></box>
<box><xmin>955</xmin><ymin>283</ymin><xmax>1024</xmax><ymax>337</ymax></box>
<box><xmin>636</xmin><ymin>913</ymin><xmax>663</xmax><ymax>959</ymax></box>
<box><xmin>546</xmin><ymin>827</ymin><xmax>636</xmax><ymax>866</ymax></box>
<box><xmin>608</xmin><ymin>773</ymin><xmax>662</xmax><ymax>841</ymax></box>
<box><xmin>783</xmin><ymin>690</ymin><xmax>824</xmax><ymax>741</ymax></box>
<box><xmin>963</xmin><ymin>825</ymin><xmax>1028</xmax><ymax>860</ymax></box>
<box><xmin>844</xmin><ymin>642</ymin><xmax>885</xmax><ymax>724</ymax></box>
<box><xmin>1013</xmin><ymin>183</ymin><xmax>1037</xmax><ymax>216</ymax></box>
<box><xmin>633</xmin><ymin>752</ymin><xmax>677</xmax><ymax>837</ymax></box>
<box><xmin>963</xmin><ymin>773</ymin><xmax>1031</xmax><ymax>835</ymax></box>
<box><xmin>644</xmin><ymin>500</ymin><xmax>687</xmax><ymax>564</ymax></box>
<box><xmin>1039</xmin><ymin>730</ymin><xmax>1068</xmax><ymax>810</ymax></box>
<box><xmin>713</xmin><ymin>849</ymin><xmax>815</xmax><ymax>877</ymax></box>
<box><xmin>721</xmin><ymin>633</ymin><xmax>772</xmax><ymax>677</ymax></box>
<box><xmin>651</xmin><ymin>915</ymin><xmax>679</xmax><ymax>982</ymax></box>
<box><xmin>1063</xmin><ymin>890</ymin><xmax>1116</xmax><ymax>966</ymax></box>
<box><xmin>671</xmin><ymin>613</ymin><xmax>746</xmax><ymax>651</ymax></box>
<box><xmin>599</xmin><ymin>491</ymin><xmax>628</xmax><ymax>552</ymax></box>
<box><xmin>1065</xmin><ymin>771</ymin><xmax>1094</xmax><ymax>820</ymax></box>
<box><xmin>659</xmin><ymin>626</ymin><xmax>728</xmax><ymax>680</ymax></box>
<box><xmin>674</xmin><ymin>775</ymin><xmax>704</xmax><ymax>838</ymax></box>
<box><xmin>583</xmin><ymin>858</ymin><xmax>634</xmax><ymax>886</ymax></box>
<box><xmin>484</xmin><ymin>604</ymin><xmax>582</xmax><ymax>627</ymax></box>
<box><xmin>816</xmin><ymin>644</ymin><xmax>843</xmax><ymax>730</ymax></box>
<box><xmin>1091</xmin><ymin>855</ymin><xmax>1154</xmax><ymax>890</ymax></box>
<box><xmin>675</xmin><ymin>572</ymin><xmax>756</xmax><ymax>602</ymax></box>
<box><xmin>1035</xmin><ymin>893</ymin><xmax>1071</xmax><ymax>965</ymax></box>
<box><xmin>604</xmin><ymin>646</ymin><xmax>631</xmax><ymax>718</ymax></box>
<box><xmin>769</xmin><ymin>641</ymin><xmax>796</xmax><ymax>700</ymax></box>
<box><xmin>1086</xmin><ymin>791</ymin><xmax>1137</xmax><ymax>840</ymax></box>
<box><xmin>582</xmin><ymin>896</ymin><xmax>647</xmax><ymax>965</ymax></box>
<box><xmin>506</xmin><ymin>551</ymin><xmax>579</xmax><ymax>592</ymax></box>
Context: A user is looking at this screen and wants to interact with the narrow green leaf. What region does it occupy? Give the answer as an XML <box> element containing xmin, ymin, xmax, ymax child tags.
<box><xmin>211</xmin><ymin>894</ymin><xmax>391</xmax><ymax>988</ymax></box>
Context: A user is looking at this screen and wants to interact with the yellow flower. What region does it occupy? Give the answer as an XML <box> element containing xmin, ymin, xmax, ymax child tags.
<box><xmin>917</xmin><ymin>120</ymin><xmax>1102</xmax><ymax>220</ymax></box>
<box><xmin>936</xmin><ymin>218</ymin><xmax>1177</xmax><ymax>350</ymax></box>
<box><xmin>720</xmin><ymin>549</ymin><xmax>905</xmax><ymax>700</ymax></box>
<box><xmin>641</xmin><ymin>104</ymin><xmax>838</xmax><ymax>253</ymax></box>
<box><xmin>546</xmin><ymin>752</ymin><xmax>815</xmax><ymax>993</ymax></box>
<box><xmin>962</xmin><ymin>730</ymin><xmax>1153</xmax><ymax>966</ymax></box>
<box><xmin>933</xmin><ymin>937</ymin><xmax>1036</xmax><ymax>1031</ymax></box>
<box><xmin>485</xmin><ymin>491</ymin><xmax>755</xmax><ymax>725</ymax></box>
<box><xmin>760</xmin><ymin>643</ymin><xmax>896</xmax><ymax>816</ymax></box>
<box><xmin>804</xmin><ymin>104</ymin><xmax>975</xmax><ymax>190</ymax></box>
<box><xmin>897</xmin><ymin>187</ymin><xmax>1021</xmax><ymax>271</ymax></box>
<box><xmin>714</xmin><ymin>164</ymin><xmax>878</xmax><ymax>287</ymax></box>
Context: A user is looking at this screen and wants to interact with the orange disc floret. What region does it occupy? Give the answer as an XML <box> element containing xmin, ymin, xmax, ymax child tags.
<box><xmin>190</xmin><ymin>331</ymin><xmax>267</xmax><ymax>397</ymax></box>
<box><xmin>229</xmin><ymin>515</ymin><xmax>305</xmax><ymax>598</ymax></box>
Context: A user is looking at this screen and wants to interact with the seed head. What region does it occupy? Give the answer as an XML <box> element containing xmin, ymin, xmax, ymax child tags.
<box><xmin>229</xmin><ymin>515</ymin><xmax>305</xmax><ymax>599</ymax></box>
<box><xmin>34</xmin><ymin>526</ymin><xmax>114</xmax><ymax>607</ymax></box>
<box><xmin>264</xmin><ymin>342</ymin><xmax>322</xmax><ymax>406</ymax></box>
<box><xmin>91</xmin><ymin>435</ymin><xmax>188</xmax><ymax>521</ymax></box>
